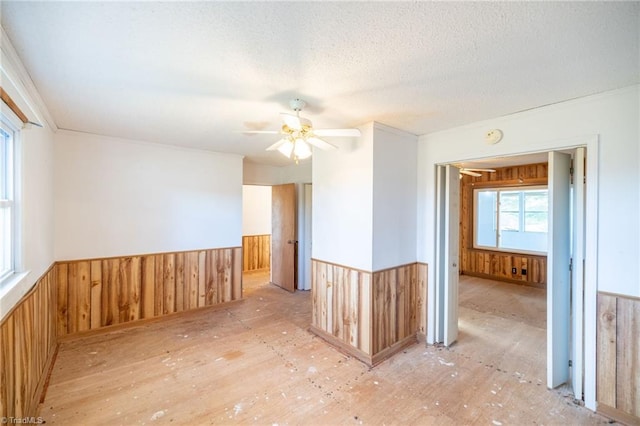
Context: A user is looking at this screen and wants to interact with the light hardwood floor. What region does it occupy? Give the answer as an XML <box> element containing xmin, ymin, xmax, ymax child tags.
<box><xmin>39</xmin><ymin>272</ymin><xmax>611</xmax><ymax>425</ymax></box>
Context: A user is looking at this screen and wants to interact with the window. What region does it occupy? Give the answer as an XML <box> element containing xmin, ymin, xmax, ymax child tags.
<box><xmin>0</xmin><ymin>119</ymin><xmax>16</xmax><ymax>281</ymax></box>
<box><xmin>474</xmin><ymin>186</ymin><xmax>548</xmax><ymax>254</ymax></box>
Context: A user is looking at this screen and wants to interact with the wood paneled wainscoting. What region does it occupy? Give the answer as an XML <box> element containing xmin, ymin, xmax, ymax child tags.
<box><xmin>597</xmin><ymin>292</ymin><xmax>640</xmax><ymax>424</ymax></box>
<box><xmin>56</xmin><ymin>247</ymin><xmax>242</xmax><ymax>337</ymax></box>
<box><xmin>310</xmin><ymin>259</ymin><xmax>427</xmax><ymax>366</ymax></box>
<box><xmin>242</xmin><ymin>234</ymin><xmax>270</xmax><ymax>272</ymax></box>
<box><xmin>0</xmin><ymin>247</ymin><xmax>243</xmax><ymax>418</ymax></box>
<box><xmin>0</xmin><ymin>267</ymin><xmax>58</xmax><ymax>418</ymax></box>
<box><xmin>463</xmin><ymin>251</ymin><xmax>546</xmax><ymax>288</ymax></box>
<box><xmin>460</xmin><ymin>162</ymin><xmax>549</xmax><ymax>288</ymax></box>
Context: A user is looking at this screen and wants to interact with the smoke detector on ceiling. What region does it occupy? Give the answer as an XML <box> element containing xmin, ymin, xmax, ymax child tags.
<box><xmin>485</xmin><ymin>129</ymin><xmax>503</xmax><ymax>144</ymax></box>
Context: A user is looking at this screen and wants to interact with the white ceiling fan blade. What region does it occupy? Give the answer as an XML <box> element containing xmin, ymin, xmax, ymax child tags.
<box><xmin>280</xmin><ymin>113</ymin><xmax>302</xmax><ymax>130</ymax></box>
<box><xmin>266</xmin><ymin>138</ymin><xmax>289</xmax><ymax>151</ymax></box>
<box><xmin>238</xmin><ymin>130</ymin><xmax>280</xmax><ymax>134</ymax></box>
<box><xmin>314</xmin><ymin>128</ymin><xmax>361</xmax><ymax>137</ymax></box>
<box><xmin>462</xmin><ymin>168</ymin><xmax>496</xmax><ymax>173</ymax></box>
<box><xmin>460</xmin><ymin>170</ymin><xmax>482</xmax><ymax>177</ymax></box>
<box><xmin>307</xmin><ymin>136</ymin><xmax>338</xmax><ymax>151</ymax></box>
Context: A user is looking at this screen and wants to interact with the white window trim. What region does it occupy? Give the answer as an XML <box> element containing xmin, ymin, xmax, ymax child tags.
<box><xmin>0</xmin><ymin>106</ymin><xmax>23</xmax><ymax>290</ymax></box>
<box><xmin>473</xmin><ymin>185</ymin><xmax>548</xmax><ymax>256</ymax></box>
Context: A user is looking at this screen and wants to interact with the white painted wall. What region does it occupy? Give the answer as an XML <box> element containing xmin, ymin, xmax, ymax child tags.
<box><xmin>0</xmin><ymin>33</ymin><xmax>56</xmax><ymax>320</ymax></box>
<box><xmin>243</xmin><ymin>160</ymin><xmax>311</xmax><ymax>185</ymax></box>
<box><xmin>372</xmin><ymin>124</ymin><xmax>418</xmax><ymax>270</ymax></box>
<box><xmin>20</xmin><ymin>125</ymin><xmax>55</xmax><ymax>284</ymax></box>
<box><xmin>281</xmin><ymin>161</ymin><xmax>312</xmax><ymax>184</ymax></box>
<box><xmin>242</xmin><ymin>185</ymin><xmax>271</xmax><ymax>235</ymax></box>
<box><xmin>418</xmin><ymin>85</ymin><xmax>639</xmax><ymax>298</ymax></box>
<box><xmin>313</xmin><ymin>123</ymin><xmax>374</xmax><ymax>271</ymax></box>
<box><xmin>243</xmin><ymin>161</ymin><xmax>282</xmax><ymax>185</ymax></box>
<box><xmin>54</xmin><ymin>130</ymin><xmax>243</xmax><ymax>260</ymax></box>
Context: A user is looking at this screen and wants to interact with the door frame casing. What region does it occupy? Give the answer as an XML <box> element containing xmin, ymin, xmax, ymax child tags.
<box><xmin>428</xmin><ymin>135</ymin><xmax>599</xmax><ymax>410</ymax></box>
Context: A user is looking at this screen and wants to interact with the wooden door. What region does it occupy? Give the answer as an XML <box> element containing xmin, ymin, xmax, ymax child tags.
<box><xmin>272</xmin><ymin>183</ymin><xmax>296</xmax><ymax>292</ymax></box>
<box><xmin>547</xmin><ymin>151</ymin><xmax>571</xmax><ymax>388</ymax></box>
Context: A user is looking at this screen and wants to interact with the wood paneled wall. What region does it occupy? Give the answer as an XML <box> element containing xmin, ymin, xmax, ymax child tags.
<box><xmin>597</xmin><ymin>292</ymin><xmax>640</xmax><ymax>424</ymax></box>
<box><xmin>0</xmin><ymin>267</ymin><xmax>58</xmax><ymax>418</ymax></box>
<box><xmin>242</xmin><ymin>235</ymin><xmax>270</xmax><ymax>272</ymax></box>
<box><xmin>311</xmin><ymin>260</ymin><xmax>372</xmax><ymax>358</ymax></box>
<box><xmin>56</xmin><ymin>247</ymin><xmax>242</xmax><ymax>336</ymax></box>
<box><xmin>311</xmin><ymin>259</ymin><xmax>424</xmax><ymax>366</ymax></box>
<box><xmin>460</xmin><ymin>162</ymin><xmax>548</xmax><ymax>287</ymax></box>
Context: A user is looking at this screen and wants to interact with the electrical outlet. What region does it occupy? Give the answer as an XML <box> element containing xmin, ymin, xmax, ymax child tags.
<box><xmin>511</xmin><ymin>267</ymin><xmax>517</xmax><ymax>274</ymax></box>
<box><xmin>521</xmin><ymin>269</ymin><xmax>527</xmax><ymax>276</ymax></box>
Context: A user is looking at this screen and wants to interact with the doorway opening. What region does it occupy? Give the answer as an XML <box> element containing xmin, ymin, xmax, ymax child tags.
<box><xmin>242</xmin><ymin>183</ymin><xmax>313</xmax><ymax>296</ymax></box>
<box><xmin>434</xmin><ymin>146</ymin><xmax>590</xmax><ymax>402</ymax></box>
<box><xmin>242</xmin><ymin>184</ymin><xmax>273</xmax><ymax>295</ymax></box>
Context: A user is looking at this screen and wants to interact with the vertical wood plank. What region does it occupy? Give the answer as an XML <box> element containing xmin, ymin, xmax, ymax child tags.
<box><xmin>198</xmin><ymin>251</ymin><xmax>206</xmax><ymax>308</ymax></box>
<box><xmin>232</xmin><ymin>247</ymin><xmax>242</xmax><ymax>300</ymax></box>
<box><xmin>103</xmin><ymin>259</ymin><xmax>120</xmax><ymax>327</ymax></box>
<box><xmin>56</xmin><ymin>263</ymin><xmax>69</xmax><ymax>336</ymax></box>
<box><xmin>205</xmin><ymin>251</ymin><xmax>214</xmax><ymax>306</ymax></box>
<box><xmin>187</xmin><ymin>252</ymin><xmax>199</xmax><ymax>309</ymax></box>
<box><xmin>67</xmin><ymin>263</ymin><xmax>79</xmax><ymax>334</ymax></box>
<box><xmin>163</xmin><ymin>254</ymin><xmax>176</xmax><ymax>314</ymax></box>
<box><xmin>597</xmin><ymin>293</ymin><xmax>617</xmax><ymax>408</ymax></box>
<box><xmin>360</xmin><ymin>272</ymin><xmax>371</xmax><ymax>355</ymax></box>
<box><xmin>334</xmin><ymin>265</ymin><xmax>343</xmax><ymax>339</ymax></box>
<box><xmin>349</xmin><ymin>269</ymin><xmax>359</xmax><ymax>348</ymax></box>
<box><xmin>154</xmin><ymin>255</ymin><xmax>164</xmax><ymax>316</ymax></box>
<box><xmin>221</xmin><ymin>249</ymin><xmax>231</xmax><ymax>303</ymax></box>
<box><xmin>90</xmin><ymin>260</ymin><xmax>102</xmax><ymax>330</ymax></box>
<box><xmin>175</xmin><ymin>252</ymin><xmax>185</xmax><ymax>312</ymax></box>
<box><xmin>3</xmin><ymin>315</ymin><xmax>16</xmax><ymax>416</ymax></box>
<box><xmin>141</xmin><ymin>256</ymin><xmax>155</xmax><ymax>319</ymax></box>
<box><xmin>128</xmin><ymin>257</ymin><xmax>141</xmax><ymax>321</ymax></box>
<box><xmin>115</xmin><ymin>258</ymin><xmax>129</xmax><ymax>324</ymax></box>
<box><xmin>616</xmin><ymin>297</ymin><xmax>640</xmax><ymax>417</ymax></box>
<box><xmin>417</xmin><ymin>263</ymin><xmax>428</xmax><ymax>335</ymax></box>
<box><xmin>326</xmin><ymin>264</ymin><xmax>333</xmax><ymax>336</ymax></box>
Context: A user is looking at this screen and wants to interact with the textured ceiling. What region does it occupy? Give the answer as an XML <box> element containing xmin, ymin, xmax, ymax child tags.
<box><xmin>1</xmin><ymin>2</ymin><xmax>638</xmax><ymax>166</ymax></box>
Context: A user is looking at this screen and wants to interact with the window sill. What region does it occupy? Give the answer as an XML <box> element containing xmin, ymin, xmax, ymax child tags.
<box><xmin>469</xmin><ymin>247</ymin><xmax>547</xmax><ymax>257</ymax></box>
<box><xmin>0</xmin><ymin>271</ymin><xmax>31</xmax><ymax>321</ymax></box>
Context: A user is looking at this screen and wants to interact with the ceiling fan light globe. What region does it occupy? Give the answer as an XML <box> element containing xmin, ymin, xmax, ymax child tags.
<box><xmin>293</xmin><ymin>139</ymin><xmax>312</xmax><ymax>159</ymax></box>
<box><xmin>277</xmin><ymin>140</ymin><xmax>294</xmax><ymax>158</ymax></box>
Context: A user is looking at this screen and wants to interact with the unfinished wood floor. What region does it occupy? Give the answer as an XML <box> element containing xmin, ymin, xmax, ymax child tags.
<box><xmin>40</xmin><ymin>273</ymin><xmax>610</xmax><ymax>425</ymax></box>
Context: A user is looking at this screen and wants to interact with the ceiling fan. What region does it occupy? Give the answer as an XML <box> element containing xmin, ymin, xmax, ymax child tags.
<box><xmin>459</xmin><ymin>167</ymin><xmax>496</xmax><ymax>177</ymax></box>
<box><xmin>243</xmin><ymin>99</ymin><xmax>361</xmax><ymax>163</ymax></box>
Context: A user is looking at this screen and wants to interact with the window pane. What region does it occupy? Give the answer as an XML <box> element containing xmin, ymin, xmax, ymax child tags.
<box><xmin>0</xmin><ymin>128</ymin><xmax>8</xmax><ymax>199</ymax></box>
<box><xmin>499</xmin><ymin>212</ymin><xmax>520</xmax><ymax>231</ymax></box>
<box><xmin>474</xmin><ymin>186</ymin><xmax>548</xmax><ymax>253</ymax></box>
<box><xmin>0</xmin><ymin>206</ymin><xmax>10</xmax><ymax>277</ymax></box>
<box><xmin>524</xmin><ymin>190</ymin><xmax>548</xmax><ymax>233</ymax></box>
<box><xmin>0</xmin><ymin>124</ymin><xmax>13</xmax><ymax>279</ymax></box>
<box><xmin>525</xmin><ymin>212</ymin><xmax>548</xmax><ymax>232</ymax></box>
<box><xmin>525</xmin><ymin>191</ymin><xmax>548</xmax><ymax>212</ymax></box>
<box><xmin>476</xmin><ymin>190</ymin><xmax>497</xmax><ymax>247</ymax></box>
<box><xmin>500</xmin><ymin>191</ymin><xmax>520</xmax><ymax>212</ymax></box>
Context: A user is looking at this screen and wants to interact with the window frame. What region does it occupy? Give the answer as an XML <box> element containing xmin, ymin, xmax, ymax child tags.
<box><xmin>0</xmin><ymin>112</ymin><xmax>20</xmax><ymax>285</ymax></box>
<box><xmin>473</xmin><ymin>185</ymin><xmax>548</xmax><ymax>256</ymax></box>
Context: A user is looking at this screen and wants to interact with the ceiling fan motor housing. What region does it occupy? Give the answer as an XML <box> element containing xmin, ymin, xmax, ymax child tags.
<box><xmin>289</xmin><ymin>98</ymin><xmax>306</xmax><ymax>112</ymax></box>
